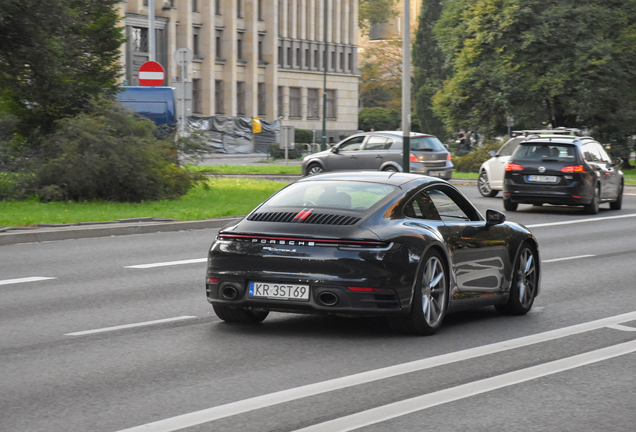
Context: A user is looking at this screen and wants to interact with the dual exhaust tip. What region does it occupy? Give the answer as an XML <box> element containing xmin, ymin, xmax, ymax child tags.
<box><xmin>219</xmin><ymin>282</ymin><xmax>339</xmax><ymax>307</ymax></box>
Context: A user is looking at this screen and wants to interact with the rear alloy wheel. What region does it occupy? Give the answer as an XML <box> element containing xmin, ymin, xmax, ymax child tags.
<box><xmin>610</xmin><ymin>183</ymin><xmax>623</xmax><ymax>210</ymax></box>
<box><xmin>584</xmin><ymin>185</ymin><xmax>600</xmax><ymax>214</ymax></box>
<box><xmin>383</xmin><ymin>166</ymin><xmax>398</xmax><ymax>172</ymax></box>
<box><xmin>503</xmin><ymin>199</ymin><xmax>518</xmax><ymax>211</ymax></box>
<box><xmin>213</xmin><ymin>305</ymin><xmax>269</xmax><ymax>324</ymax></box>
<box><xmin>496</xmin><ymin>244</ymin><xmax>538</xmax><ymax>315</ymax></box>
<box><xmin>307</xmin><ymin>163</ymin><xmax>324</xmax><ymax>175</ymax></box>
<box><xmin>478</xmin><ymin>171</ymin><xmax>498</xmax><ymax>197</ymax></box>
<box><xmin>389</xmin><ymin>250</ymin><xmax>448</xmax><ymax>336</ymax></box>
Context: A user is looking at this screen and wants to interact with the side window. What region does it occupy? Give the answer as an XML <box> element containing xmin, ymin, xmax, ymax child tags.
<box><xmin>427</xmin><ymin>187</ymin><xmax>481</xmax><ymax>222</ymax></box>
<box><xmin>498</xmin><ymin>138</ymin><xmax>521</xmax><ymax>156</ymax></box>
<box><xmin>338</xmin><ymin>136</ymin><xmax>365</xmax><ymax>151</ymax></box>
<box><xmin>363</xmin><ymin>136</ymin><xmax>389</xmax><ymax>151</ymax></box>
<box><xmin>384</xmin><ymin>139</ymin><xmax>395</xmax><ymax>150</ymax></box>
<box><xmin>596</xmin><ymin>144</ymin><xmax>611</xmax><ymax>163</ymax></box>
<box><xmin>582</xmin><ymin>143</ymin><xmax>601</xmax><ymax>162</ymax></box>
<box><xmin>403</xmin><ymin>191</ymin><xmax>441</xmax><ymax>220</ymax></box>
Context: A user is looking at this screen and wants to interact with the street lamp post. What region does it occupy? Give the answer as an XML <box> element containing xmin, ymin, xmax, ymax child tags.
<box><xmin>321</xmin><ymin>0</ymin><xmax>329</xmax><ymax>151</ymax></box>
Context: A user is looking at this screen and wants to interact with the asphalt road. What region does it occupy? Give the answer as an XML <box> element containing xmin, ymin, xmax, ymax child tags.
<box><xmin>2</xmin><ymin>186</ymin><xmax>636</xmax><ymax>432</ymax></box>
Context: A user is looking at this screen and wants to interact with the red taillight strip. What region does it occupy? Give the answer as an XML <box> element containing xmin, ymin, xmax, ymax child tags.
<box><xmin>217</xmin><ymin>234</ymin><xmax>385</xmax><ymax>246</ymax></box>
<box><xmin>561</xmin><ymin>165</ymin><xmax>585</xmax><ymax>173</ymax></box>
<box><xmin>348</xmin><ymin>286</ymin><xmax>394</xmax><ymax>293</ymax></box>
<box><xmin>294</xmin><ymin>209</ymin><xmax>313</xmax><ymax>220</ymax></box>
<box><xmin>506</xmin><ymin>163</ymin><xmax>524</xmax><ymax>171</ymax></box>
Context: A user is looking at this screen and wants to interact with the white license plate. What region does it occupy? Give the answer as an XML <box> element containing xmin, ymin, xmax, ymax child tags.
<box><xmin>248</xmin><ymin>282</ymin><xmax>310</xmax><ymax>301</ymax></box>
<box><xmin>428</xmin><ymin>170</ymin><xmax>444</xmax><ymax>177</ymax></box>
<box><xmin>527</xmin><ymin>175</ymin><xmax>558</xmax><ymax>183</ymax></box>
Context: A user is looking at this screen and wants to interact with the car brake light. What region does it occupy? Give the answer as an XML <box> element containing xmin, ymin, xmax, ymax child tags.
<box><xmin>505</xmin><ymin>163</ymin><xmax>524</xmax><ymax>171</ymax></box>
<box><xmin>347</xmin><ymin>286</ymin><xmax>393</xmax><ymax>293</ymax></box>
<box><xmin>446</xmin><ymin>153</ymin><xmax>451</xmax><ymax>161</ymax></box>
<box><xmin>561</xmin><ymin>165</ymin><xmax>585</xmax><ymax>173</ymax></box>
<box><xmin>207</xmin><ymin>278</ymin><xmax>219</xmax><ymax>283</ymax></box>
<box><xmin>409</xmin><ymin>153</ymin><xmax>418</xmax><ymax>163</ymax></box>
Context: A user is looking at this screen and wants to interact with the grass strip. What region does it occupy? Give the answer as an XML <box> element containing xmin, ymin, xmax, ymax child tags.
<box><xmin>0</xmin><ymin>178</ymin><xmax>288</xmax><ymax>227</ymax></box>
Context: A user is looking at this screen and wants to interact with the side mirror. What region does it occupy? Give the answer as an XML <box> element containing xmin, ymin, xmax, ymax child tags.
<box><xmin>612</xmin><ymin>157</ymin><xmax>622</xmax><ymax>166</ymax></box>
<box><xmin>331</xmin><ymin>146</ymin><xmax>339</xmax><ymax>154</ymax></box>
<box><xmin>486</xmin><ymin>209</ymin><xmax>506</xmax><ymax>226</ymax></box>
<box><xmin>444</xmin><ymin>144</ymin><xmax>450</xmax><ymax>150</ymax></box>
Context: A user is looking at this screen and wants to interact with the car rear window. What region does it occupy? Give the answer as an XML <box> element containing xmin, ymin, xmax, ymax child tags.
<box><xmin>265</xmin><ymin>181</ymin><xmax>397</xmax><ymax>211</ymax></box>
<box><xmin>410</xmin><ymin>136</ymin><xmax>446</xmax><ymax>152</ymax></box>
<box><xmin>512</xmin><ymin>143</ymin><xmax>579</xmax><ymax>163</ymax></box>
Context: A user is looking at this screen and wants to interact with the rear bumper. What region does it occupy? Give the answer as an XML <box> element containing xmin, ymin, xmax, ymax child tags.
<box><xmin>504</xmin><ymin>174</ymin><xmax>593</xmax><ymax>205</ymax></box>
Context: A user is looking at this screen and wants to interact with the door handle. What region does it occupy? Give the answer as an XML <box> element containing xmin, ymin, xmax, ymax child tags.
<box><xmin>375</xmin><ymin>155</ymin><xmax>383</xmax><ymax>158</ymax></box>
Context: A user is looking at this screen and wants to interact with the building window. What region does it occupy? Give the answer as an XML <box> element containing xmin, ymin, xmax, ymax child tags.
<box><xmin>331</xmin><ymin>51</ymin><xmax>336</xmax><ymax>71</ymax></box>
<box><xmin>237</xmin><ymin>0</ymin><xmax>242</xmax><ymax>18</ymax></box>
<box><xmin>287</xmin><ymin>47</ymin><xmax>292</xmax><ymax>67</ymax></box>
<box><xmin>193</xmin><ymin>27</ymin><xmax>200</xmax><ymax>57</ymax></box>
<box><xmin>216</xmin><ymin>30</ymin><xmax>223</xmax><ymax>59</ymax></box>
<box><xmin>326</xmin><ymin>89</ymin><xmax>337</xmax><ymax>118</ymax></box>
<box><xmin>258</xmin><ymin>35</ymin><xmax>265</xmax><ymax>62</ymax></box>
<box><xmin>305</xmin><ymin>48</ymin><xmax>310</xmax><ymax>68</ymax></box>
<box><xmin>258</xmin><ymin>0</ymin><xmax>263</xmax><ymax>20</ymax></box>
<box><xmin>314</xmin><ymin>49</ymin><xmax>319</xmax><ymax>70</ymax></box>
<box><xmin>289</xmin><ymin>87</ymin><xmax>301</xmax><ymax>118</ymax></box>
<box><xmin>131</xmin><ymin>27</ymin><xmax>148</xmax><ymax>53</ymax></box>
<box><xmin>278</xmin><ymin>86</ymin><xmax>285</xmax><ymax>117</ymax></box>
<box><xmin>258</xmin><ymin>83</ymin><xmax>266</xmax><ymax>116</ymax></box>
<box><xmin>192</xmin><ymin>79</ymin><xmax>201</xmax><ymax>113</ymax></box>
<box><xmin>215</xmin><ymin>0</ymin><xmax>221</xmax><ymax>15</ymax></box>
<box><xmin>237</xmin><ymin>81</ymin><xmax>246</xmax><ymax>116</ymax></box>
<box><xmin>278</xmin><ymin>46</ymin><xmax>283</xmax><ymax>67</ymax></box>
<box><xmin>215</xmin><ymin>80</ymin><xmax>224</xmax><ymax>114</ymax></box>
<box><xmin>348</xmin><ymin>52</ymin><xmax>353</xmax><ymax>72</ymax></box>
<box><xmin>192</xmin><ymin>0</ymin><xmax>198</xmax><ymax>12</ymax></box>
<box><xmin>296</xmin><ymin>48</ymin><xmax>301</xmax><ymax>67</ymax></box>
<box><xmin>237</xmin><ymin>32</ymin><xmax>244</xmax><ymax>60</ymax></box>
<box><xmin>307</xmin><ymin>88</ymin><xmax>320</xmax><ymax>119</ymax></box>
<box><xmin>339</xmin><ymin>52</ymin><xmax>344</xmax><ymax>72</ymax></box>
<box><xmin>143</xmin><ymin>0</ymin><xmax>148</xmax><ymax>6</ymax></box>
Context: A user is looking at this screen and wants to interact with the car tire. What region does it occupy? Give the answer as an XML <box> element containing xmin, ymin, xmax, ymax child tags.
<box><xmin>382</xmin><ymin>166</ymin><xmax>398</xmax><ymax>172</ymax></box>
<box><xmin>478</xmin><ymin>171</ymin><xmax>498</xmax><ymax>197</ymax></box>
<box><xmin>307</xmin><ymin>163</ymin><xmax>324</xmax><ymax>175</ymax></box>
<box><xmin>610</xmin><ymin>183</ymin><xmax>623</xmax><ymax>210</ymax></box>
<box><xmin>389</xmin><ymin>250</ymin><xmax>448</xmax><ymax>336</ymax></box>
<box><xmin>495</xmin><ymin>243</ymin><xmax>538</xmax><ymax>315</ymax></box>
<box><xmin>583</xmin><ymin>185</ymin><xmax>600</xmax><ymax>214</ymax></box>
<box><xmin>503</xmin><ymin>199</ymin><xmax>518</xmax><ymax>211</ymax></box>
<box><xmin>213</xmin><ymin>305</ymin><xmax>269</xmax><ymax>324</ymax></box>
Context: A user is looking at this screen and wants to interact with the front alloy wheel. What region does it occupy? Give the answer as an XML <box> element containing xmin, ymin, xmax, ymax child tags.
<box><xmin>389</xmin><ymin>250</ymin><xmax>448</xmax><ymax>335</ymax></box>
<box><xmin>307</xmin><ymin>163</ymin><xmax>324</xmax><ymax>175</ymax></box>
<box><xmin>496</xmin><ymin>244</ymin><xmax>538</xmax><ymax>315</ymax></box>
<box><xmin>478</xmin><ymin>171</ymin><xmax>498</xmax><ymax>197</ymax></box>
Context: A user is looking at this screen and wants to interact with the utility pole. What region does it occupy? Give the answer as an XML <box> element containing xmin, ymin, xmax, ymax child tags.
<box><xmin>402</xmin><ymin>1</ymin><xmax>411</xmax><ymax>173</ymax></box>
<box><xmin>321</xmin><ymin>0</ymin><xmax>329</xmax><ymax>151</ymax></box>
<box><xmin>148</xmin><ymin>0</ymin><xmax>155</xmax><ymax>62</ymax></box>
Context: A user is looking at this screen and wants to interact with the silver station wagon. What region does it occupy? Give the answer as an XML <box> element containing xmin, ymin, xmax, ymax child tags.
<box><xmin>301</xmin><ymin>131</ymin><xmax>454</xmax><ymax>179</ymax></box>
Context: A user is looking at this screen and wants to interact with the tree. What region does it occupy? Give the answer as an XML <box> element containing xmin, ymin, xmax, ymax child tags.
<box><xmin>432</xmin><ymin>0</ymin><xmax>636</xmax><ymax>150</ymax></box>
<box><xmin>413</xmin><ymin>0</ymin><xmax>449</xmax><ymax>140</ymax></box>
<box><xmin>0</xmin><ymin>0</ymin><xmax>125</xmax><ymax>138</ymax></box>
<box><xmin>358</xmin><ymin>107</ymin><xmax>401</xmax><ymax>131</ymax></box>
<box><xmin>359</xmin><ymin>0</ymin><xmax>399</xmax><ymax>34</ymax></box>
<box><xmin>359</xmin><ymin>39</ymin><xmax>404</xmax><ymax>111</ymax></box>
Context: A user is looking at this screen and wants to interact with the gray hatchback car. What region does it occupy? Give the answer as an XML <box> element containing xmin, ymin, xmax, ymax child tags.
<box><xmin>301</xmin><ymin>131</ymin><xmax>453</xmax><ymax>179</ymax></box>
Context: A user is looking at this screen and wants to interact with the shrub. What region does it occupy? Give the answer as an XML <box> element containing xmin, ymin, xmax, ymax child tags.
<box><xmin>452</xmin><ymin>141</ymin><xmax>503</xmax><ymax>173</ymax></box>
<box><xmin>268</xmin><ymin>143</ymin><xmax>302</xmax><ymax>159</ymax></box>
<box><xmin>34</xmin><ymin>99</ymin><xmax>201</xmax><ymax>202</ymax></box>
<box><xmin>295</xmin><ymin>128</ymin><xmax>314</xmax><ymax>143</ymax></box>
<box><xmin>358</xmin><ymin>107</ymin><xmax>400</xmax><ymax>131</ymax></box>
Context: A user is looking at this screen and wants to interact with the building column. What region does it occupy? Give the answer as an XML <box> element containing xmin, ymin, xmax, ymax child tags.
<box><xmin>265</xmin><ymin>0</ymin><xmax>279</xmax><ymax>120</ymax></box>
<box><xmin>221</xmin><ymin>0</ymin><xmax>237</xmax><ymax>116</ymax></box>
<box><xmin>245</xmin><ymin>0</ymin><xmax>258</xmax><ymax>118</ymax></box>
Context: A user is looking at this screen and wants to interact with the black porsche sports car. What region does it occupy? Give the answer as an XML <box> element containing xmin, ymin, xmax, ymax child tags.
<box><xmin>206</xmin><ymin>172</ymin><xmax>541</xmax><ymax>335</ymax></box>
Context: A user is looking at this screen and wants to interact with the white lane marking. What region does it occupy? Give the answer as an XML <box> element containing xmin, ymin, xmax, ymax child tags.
<box><xmin>296</xmin><ymin>339</ymin><xmax>636</xmax><ymax>432</ymax></box>
<box><xmin>124</xmin><ymin>258</ymin><xmax>207</xmax><ymax>269</ymax></box>
<box><xmin>64</xmin><ymin>316</ymin><xmax>198</xmax><ymax>336</ymax></box>
<box><xmin>543</xmin><ymin>255</ymin><xmax>595</xmax><ymax>263</ymax></box>
<box><xmin>115</xmin><ymin>310</ymin><xmax>636</xmax><ymax>432</ymax></box>
<box><xmin>607</xmin><ymin>324</ymin><xmax>636</xmax><ymax>332</ymax></box>
<box><xmin>527</xmin><ymin>213</ymin><xmax>636</xmax><ymax>228</ymax></box>
<box><xmin>0</xmin><ymin>276</ymin><xmax>56</xmax><ymax>286</ymax></box>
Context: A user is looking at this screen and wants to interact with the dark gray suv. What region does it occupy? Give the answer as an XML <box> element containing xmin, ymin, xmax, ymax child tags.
<box><xmin>301</xmin><ymin>131</ymin><xmax>453</xmax><ymax>179</ymax></box>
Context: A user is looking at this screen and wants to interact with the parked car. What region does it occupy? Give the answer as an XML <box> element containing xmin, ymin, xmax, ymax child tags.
<box><xmin>301</xmin><ymin>131</ymin><xmax>453</xmax><ymax>179</ymax></box>
<box><xmin>503</xmin><ymin>134</ymin><xmax>624</xmax><ymax>214</ymax></box>
<box><xmin>478</xmin><ymin>128</ymin><xmax>582</xmax><ymax>197</ymax></box>
<box><xmin>206</xmin><ymin>171</ymin><xmax>540</xmax><ymax>335</ymax></box>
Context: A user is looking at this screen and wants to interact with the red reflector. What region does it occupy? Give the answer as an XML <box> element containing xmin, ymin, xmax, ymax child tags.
<box><xmin>207</xmin><ymin>278</ymin><xmax>219</xmax><ymax>283</ymax></box>
<box><xmin>505</xmin><ymin>163</ymin><xmax>524</xmax><ymax>171</ymax></box>
<box><xmin>410</xmin><ymin>153</ymin><xmax>418</xmax><ymax>163</ymax></box>
<box><xmin>561</xmin><ymin>165</ymin><xmax>585</xmax><ymax>173</ymax></box>
<box><xmin>348</xmin><ymin>286</ymin><xmax>393</xmax><ymax>293</ymax></box>
<box><xmin>572</xmin><ymin>195</ymin><xmax>581</xmax><ymax>198</ymax></box>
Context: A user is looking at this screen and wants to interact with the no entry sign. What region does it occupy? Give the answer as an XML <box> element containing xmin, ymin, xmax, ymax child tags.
<box><xmin>138</xmin><ymin>61</ymin><xmax>165</xmax><ymax>86</ymax></box>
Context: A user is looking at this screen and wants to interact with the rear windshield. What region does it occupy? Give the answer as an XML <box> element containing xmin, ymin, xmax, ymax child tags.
<box><xmin>265</xmin><ymin>181</ymin><xmax>397</xmax><ymax>211</ymax></box>
<box><xmin>411</xmin><ymin>136</ymin><xmax>446</xmax><ymax>152</ymax></box>
<box><xmin>513</xmin><ymin>143</ymin><xmax>579</xmax><ymax>163</ymax></box>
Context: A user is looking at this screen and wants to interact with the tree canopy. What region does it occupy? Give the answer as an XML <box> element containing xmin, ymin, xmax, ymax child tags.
<box><xmin>0</xmin><ymin>0</ymin><xmax>125</xmax><ymax>137</ymax></box>
<box><xmin>359</xmin><ymin>0</ymin><xmax>399</xmax><ymax>34</ymax></box>
<box><xmin>429</xmin><ymin>0</ymin><xmax>636</xmax><ymax>143</ymax></box>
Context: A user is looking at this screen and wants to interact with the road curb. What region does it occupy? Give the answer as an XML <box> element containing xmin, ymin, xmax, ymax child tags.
<box><xmin>0</xmin><ymin>217</ymin><xmax>242</xmax><ymax>246</ymax></box>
